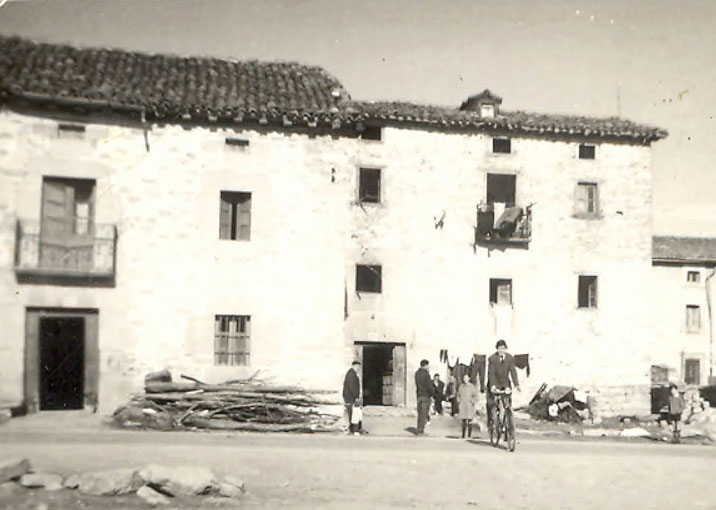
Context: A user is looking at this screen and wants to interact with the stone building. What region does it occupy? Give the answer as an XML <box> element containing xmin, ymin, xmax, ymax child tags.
<box><xmin>0</xmin><ymin>36</ymin><xmax>667</xmax><ymax>415</ymax></box>
<box><xmin>651</xmin><ymin>236</ymin><xmax>716</xmax><ymax>387</ymax></box>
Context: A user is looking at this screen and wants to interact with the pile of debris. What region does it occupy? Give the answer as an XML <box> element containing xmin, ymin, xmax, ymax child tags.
<box><xmin>523</xmin><ymin>383</ymin><xmax>593</xmax><ymax>424</ymax></box>
<box><xmin>0</xmin><ymin>457</ymin><xmax>246</xmax><ymax>506</ymax></box>
<box><xmin>113</xmin><ymin>370</ymin><xmax>341</xmax><ymax>432</ymax></box>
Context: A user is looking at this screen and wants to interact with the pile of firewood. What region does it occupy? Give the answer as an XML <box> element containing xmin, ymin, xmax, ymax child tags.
<box><xmin>113</xmin><ymin>371</ymin><xmax>341</xmax><ymax>432</ymax></box>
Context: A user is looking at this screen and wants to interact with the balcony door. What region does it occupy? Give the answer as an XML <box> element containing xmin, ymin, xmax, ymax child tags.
<box><xmin>40</xmin><ymin>177</ymin><xmax>96</xmax><ymax>271</ymax></box>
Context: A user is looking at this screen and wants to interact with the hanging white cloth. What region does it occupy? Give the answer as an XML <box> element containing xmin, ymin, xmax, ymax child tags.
<box><xmin>492</xmin><ymin>303</ymin><xmax>513</xmax><ymax>340</ymax></box>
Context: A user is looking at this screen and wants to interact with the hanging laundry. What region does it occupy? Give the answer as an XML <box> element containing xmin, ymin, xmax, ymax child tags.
<box><xmin>439</xmin><ymin>349</ymin><xmax>448</xmax><ymax>363</ymax></box>
<box><xmin>470</xmin><ymin>354</ymin><xmax>487</xmax><ymax>392</ymax></box>
<box><xmin>495</xmin><ymin>206</ymin><xmax>523</xmax><ymax>237</ymax></box>
<box><xmin>492</xmin><ymin>304</ymin><xmax>513</xmax><ymax>339</ymax></box>
<box><xmin>514</xmin><ymin>354</ymin><xmax>530</xmax><ymax>377</ymax></box>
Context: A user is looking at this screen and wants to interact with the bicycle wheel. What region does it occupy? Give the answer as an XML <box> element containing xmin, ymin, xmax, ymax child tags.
<box><xmin>505</xmin><ymin>411</ymin><xmax>516</xmax><ymax>452</ymax></box>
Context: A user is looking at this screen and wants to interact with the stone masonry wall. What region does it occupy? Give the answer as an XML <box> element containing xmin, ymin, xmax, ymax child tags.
<box><xmin>0</xmin><ymin>110</ymin><xmax>656</xmax><ymax>415</ymax></box>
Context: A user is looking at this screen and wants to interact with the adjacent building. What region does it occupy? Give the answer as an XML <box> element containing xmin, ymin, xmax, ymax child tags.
<box><xmin>0</xmin><ymin>36</ymin><xmax>668</xmax><ymax>416</ymax></box>
<box><xmin>651</xmin><ymin>236</ymin><xmax>716</xmax><ymax>387</ymax></box>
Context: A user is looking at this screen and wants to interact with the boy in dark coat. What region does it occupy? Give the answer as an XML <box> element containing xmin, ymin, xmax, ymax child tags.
<box><xmin>486</xmin><ymin>340</ymin><xmax>520</xmax><ymax>428</ymax></box>
<box><xmin>343</xmin><ymin>361</ymin><xmax>361</xmax><ymax>434</ymax></box>
<box><xmin>668</xmin><ymin>383</ymin><xmax>685</xmax><ymax>444</ymax></box>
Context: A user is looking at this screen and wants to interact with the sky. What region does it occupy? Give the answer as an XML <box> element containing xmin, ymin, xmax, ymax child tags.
<box><xmin>0</xmin><ymin>0</ymin><xmax>714</xmax><ymax>236</ymax></box>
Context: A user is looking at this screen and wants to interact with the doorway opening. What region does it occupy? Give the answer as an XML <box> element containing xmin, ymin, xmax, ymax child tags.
<box><xmin>39</xmin><ymin>317</ymin><xmax>85</xmax><ymax>410</ymax></box>
<box><xmin>354</xmin><ymin>342</ymin><xmax>406</xmax><ymax>406</ymax></box>
<box><xmin>25</xmin><ymin>308</ymin><xmax>99</xmax><ymax>413</ymax></box>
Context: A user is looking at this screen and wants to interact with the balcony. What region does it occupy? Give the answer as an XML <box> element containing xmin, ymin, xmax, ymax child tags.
<box><xmin>14</xmin><ymin>219</ymin><xmax>117</xmax><ymax>283</ymax></box>
<box><xmin>475</xmin><ymin>203</ymin><xmax>533</xmax><ymax>247</ymax></box>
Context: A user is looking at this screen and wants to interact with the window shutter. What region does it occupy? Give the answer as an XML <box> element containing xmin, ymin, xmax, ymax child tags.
<box><xmin>42</xmin><ymin>180</ymin><xmax>74</xmax><ymax>239</ymax></box>
<box><xmin>219</xmin><ymin>197</ymin><xmax>232</xmax><ymax>239</ymax></box>
<box><xmin>237</xmin><ymin>195</ymin><xmax>251</xmax><ymax>240</ymax></box>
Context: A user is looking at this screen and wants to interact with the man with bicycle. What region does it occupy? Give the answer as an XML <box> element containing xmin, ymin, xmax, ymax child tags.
<box><xmin>486</xmin><ymin>339</ymin><xmax>520</xmax><ymax>429</ymax></box>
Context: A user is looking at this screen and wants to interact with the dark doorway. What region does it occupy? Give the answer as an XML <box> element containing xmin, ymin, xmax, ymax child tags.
<box><xmin>39</xmin><ymin>317</ymin><xmax>85</xmax><ymax>410</ymax></box>
<box><xmin>361</xmin><ymin>344</ymin><xmax>394</xmax><ymax>405</ymax></box>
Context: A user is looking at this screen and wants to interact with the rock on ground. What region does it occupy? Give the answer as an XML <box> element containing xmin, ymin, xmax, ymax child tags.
<box><xmin>137</xmin><ymin>485</ymin><xmax>171</xmax><ymax>506</ymax></box>
<box><xmin>75</xmin><ymin>468</ymin><xmax>144</xmax><ymax>496</ymax></box>
<box><xmin>20</xmin><ymin>473</ymin><xmax>63</xmax><ymax>491</ymax></box>
<box><xmin>0</xmin><ymin>480</ymin><xmax>24</xmax><ymax>498</ymax></box>
<box><xmin>138</xmin><ymin>464</ymin><xmax>217</xmax><ymax>497</ymax></box>
<box><xmin>0</xmin><ymin>458</ymin><xmax>32</xmax><ymax>483</ymax></box>
<box><xmin>218</xmin><ymin>482</ymin><xmax>243</xmax><ymax>498</ymax></box>
<box><xmin>62</xmin><ymin>474</ymin><xmax>80</xmax><ymax>489</ymax></box>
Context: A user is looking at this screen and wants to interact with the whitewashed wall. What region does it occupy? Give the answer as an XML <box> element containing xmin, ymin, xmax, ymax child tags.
<box><xmin>0</xmin><ymin>110</ymin><xmax>656</xmax><ymax>414</ymax></box>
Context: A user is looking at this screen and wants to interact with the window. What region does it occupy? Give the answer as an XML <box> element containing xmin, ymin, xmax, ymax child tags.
<box><xmin>219</xmin><ymin>191</ymin><xmax>251</xmax><ymax>240</ymax></box>
<box><xmin>356</xmin><ymin>264</ymin><xmax>382</xmax><ymax>293</ymax></box>
<box><xmin>686</xmin><ymin>305</ymin><xmax>701</xmax><ymax>332</ymax></box>
<box><xmin>685</xmin><ymin>359</ymin><xmax>700</xmax><ymax>385</ymax></box>
<box><xmin>687</xmin><ymin>271</ymin><xmax>701</xmax><ymax>283</ymax></box>
<box><xmin>486</xmin><ymin>173</ymin><xmax>516</xmax><ymax>205</ymax></box>
<box><xmin>214</xmin><ymin>315</ymin><xmax>250</xmax><ymax>366</ymax></box>
<box><xmin>57</xmin><ymin>123</ymin><xmax>86</xmax><ymax>139</ymax></box>
<box><xmin>360</xmin><ymin>126</ymin><xmax>382</xmax><ymax>141</ymax></box>
<box><xmin>489</xmin><ymin>278</ymin><xmax>512</xmax><ymax>305</ymax></box>
<box><xmin>575</xmin><ymin>182</ymin><xmax>599</xmax><ymax>216</ymax></box>
<box><xmin>480</xmin><ymin>104</ymin><xmax>495</xmax><ymax>118</ymax></box>
<box><xmin>492</xmin><ymin>137</ymin><xmax>511</xmax><ymax>154</ymax></box>
<box><xmin>359</xmin><ymin>168</ymin><xmax>381</xmax><ymax>203</ymax></box>
<box><xmin>578</xmin><ymin>275</ymin><xmax>598</xmax><ymax>308</ymax></box>
<box><xmin>41</xmin><ymin>177</ymin><xmax>95</xmax><ymax>237</ymax></box>
<box><xmin>579</xmin><ymin>144</ymin><xmax>596</xmax><ymax>160</ymax></box>
<box><xmin>225</xmin><ymin>137</ymin><xmax>249</xmax><ymax>149</ymax></box>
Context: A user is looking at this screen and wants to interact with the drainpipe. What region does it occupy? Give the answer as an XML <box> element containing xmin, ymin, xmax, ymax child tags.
<box><xmin>706</xmin><ymin>267</ymin><xmax>716</xmax><ymax>380</ymax></box>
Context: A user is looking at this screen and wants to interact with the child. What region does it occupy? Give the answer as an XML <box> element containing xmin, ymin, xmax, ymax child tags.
<box><xmin>668</xmin><ymin>383</ymin><xmax>685</xmax><ymax>444</ymax></box>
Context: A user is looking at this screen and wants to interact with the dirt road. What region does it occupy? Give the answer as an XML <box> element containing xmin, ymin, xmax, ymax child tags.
<box><xmin>1</xmin><ymin>424</ymin><xmax>716</xmax><ymax>509</ymax></box>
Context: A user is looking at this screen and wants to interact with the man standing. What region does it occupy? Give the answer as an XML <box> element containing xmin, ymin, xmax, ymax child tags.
<box><xmin>432</xmin><ymin>373</ymin><xmax>445</xmax><ymax>415</ymax></box>
<box><xmin>342</xmin><ymin>360</ymin><xmax>361</xmax><ymax>435</ymax></box>
<box><xmin>486</xmin><ymin>340</ymin><xmax>520</xmax><ymax>428</ymax></box>
<box><xmin>415</xmin><ymin>359</ymin><xmax>436</xmax><ymax>435</ymax></box>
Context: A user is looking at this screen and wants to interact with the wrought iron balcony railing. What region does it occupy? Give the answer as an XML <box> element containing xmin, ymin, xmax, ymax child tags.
<box><xmin>14</xmin><ymin>219</ymin><xmax>117</xmax><ymax>279</ymax></box>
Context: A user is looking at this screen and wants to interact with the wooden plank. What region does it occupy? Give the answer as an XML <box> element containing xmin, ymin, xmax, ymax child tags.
<box><xmin>392</xmin><ymin>345</ymin><xmax>406</xmax><ymax>407</ymax></box>
<box><xmin>24</xmin><ymin>310</ymin><xmax>40</xmax><ymax>413</ymax></box>
<box><xmin>84</xmin><ymin>312</ymin><xmax>100</xmax><ymax>410</ymax></box>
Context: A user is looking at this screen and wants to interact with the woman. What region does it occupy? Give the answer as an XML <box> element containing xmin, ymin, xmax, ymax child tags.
<box><xmin>457</xmin><ymin>374</ymin><xmax>478</xmax><ymax>438</ymax></box>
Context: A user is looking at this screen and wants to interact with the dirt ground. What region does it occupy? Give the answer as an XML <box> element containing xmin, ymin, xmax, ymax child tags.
<box><xmin>2</xmin><ymin>412</ymin><xmax>716</xmax><ymax>510</ymax></box>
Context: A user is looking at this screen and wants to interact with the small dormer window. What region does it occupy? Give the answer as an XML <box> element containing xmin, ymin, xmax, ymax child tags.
<box><xmin>579</xmin><ymin>144</ymin><xmax>596</xmax><ymax>160</ymax></box>
<box><xmin>57</xmin><ymin>123</ymin><xmax>86</xmax><ymax>139</ymax></box>
<box><xmin>480</xmin><ymin>104</ymin><xmax>495</xmax><ymax>118</ymax></box>
<box><xmin>492</xmin><ymin>137</ymin><xmax>511</xmax><ymax>154</ymax></box>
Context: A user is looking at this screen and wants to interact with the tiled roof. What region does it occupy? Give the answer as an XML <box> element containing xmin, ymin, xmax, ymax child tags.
<box><xmin>0</xmin><ymin>36</ymin><xmax>348</xmax><ymax>124</ymax></box>
<box><xmin>345</xmin><ymin>101</ymin><xmax>666</xmax><ymax>142</ymax></box>
<box><xmin>653</xmin><ymin>236</ymin><xmax>716</xmax><ymax>263</ymax></box>
<box><xmin>0</xmin><ymin>35</ymin><xmax>667</xmax><ymax>143</ymax></box>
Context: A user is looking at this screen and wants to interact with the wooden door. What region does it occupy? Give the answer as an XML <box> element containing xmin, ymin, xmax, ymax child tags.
<box><xmin>392</xmin><ymin>344</ymin><xmax>406</xmax><ymax>406</ymax></box>
<box><xmin>25</xmin><ymin>309</ymin><xmax>99</xmax><ymax>413</ymax></box>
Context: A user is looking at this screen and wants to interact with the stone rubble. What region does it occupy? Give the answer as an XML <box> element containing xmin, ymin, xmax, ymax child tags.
<box><xmin>20</xmin><ymin>473</ymin><xmax>63</xmax><ymax>491</ymax></box>
<box><xmin>138</xmin><ymin>464</ymin><xmax>217</xmax><ymax>497</ymax></box>
<box><xmin>0</xmin><ymin>458</ymin><xmax>32</xmax><ymax>484</ymax></box>
<box><xmin>74</xmin><ymin>468</ymin><xmax>144</xmax><ymax>496</ymax></box>
<box><xmin>137</xmin><ymin>485</ymin><xmax>171</xmax><ymax>506</ymax></box>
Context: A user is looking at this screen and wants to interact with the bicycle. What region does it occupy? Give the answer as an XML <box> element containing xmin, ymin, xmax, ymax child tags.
<box><xmin>488</xmin><ymin>388</ymin><xmax>516</xmax><ymax>452</ymax></box>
